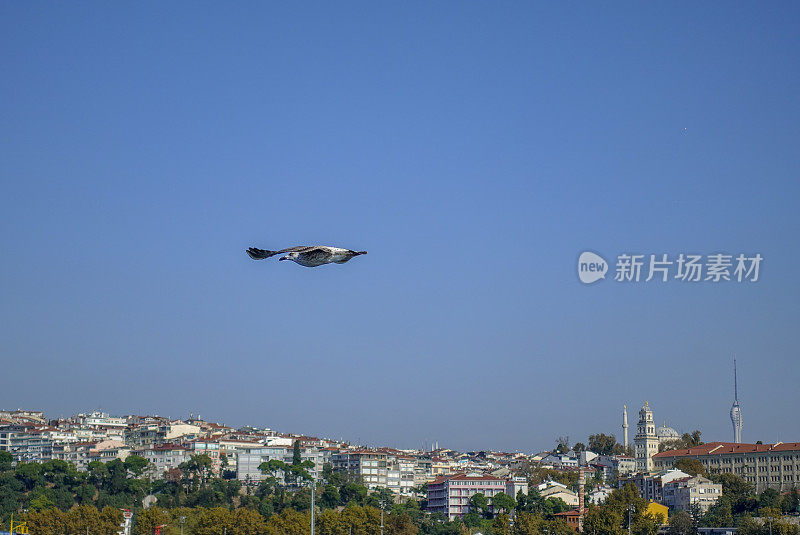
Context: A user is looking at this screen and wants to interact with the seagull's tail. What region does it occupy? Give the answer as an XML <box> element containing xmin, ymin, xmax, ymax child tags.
<box><xmin>246</xmin><ymin>247</ymin><xmax>279</xmax><ymax>260</ymax></box>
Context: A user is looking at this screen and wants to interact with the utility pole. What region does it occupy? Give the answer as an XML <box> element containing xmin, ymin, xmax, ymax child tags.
<box><xmin>179</xmin><ymin>516</ymin><xmax>186</xmax><ymax>535</ymax></box>
<box><xmin>768</xmin><ymin>516</ymin><xmax>773</xmax><ymax>535</ymax></box>
<box><xmin>310</xmin><ymin>475</ymin><xmax>316</xmax><ymax>535</ymax></box>
<box><xmin>628</xmin><ymin>504</ymin><xmax>633</xmax><ymax>535</ymax></box>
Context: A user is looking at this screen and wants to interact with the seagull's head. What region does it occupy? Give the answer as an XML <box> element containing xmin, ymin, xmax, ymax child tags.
<box><xmin>279</xmin><ymin>252</ymin><xmax>299</xmax><ymax>262</ymax></box>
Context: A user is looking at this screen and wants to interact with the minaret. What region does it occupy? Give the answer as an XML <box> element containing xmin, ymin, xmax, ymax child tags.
<box><xmin>578</xmin><ymin>468</ymin><xmax>586</xmax><ymax>532</ymax></box>
<box><xmin>730</xmin><ymin>357</ymin><xmax>743</xmax><ymax>443</ymax></box>
<box><xmin>623</xmin><ymin>405</ymin><xmax>629</xmax><ymax>449</ymax></box>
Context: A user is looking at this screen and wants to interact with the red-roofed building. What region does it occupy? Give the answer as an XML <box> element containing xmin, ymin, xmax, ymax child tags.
<box><xmin>554</xmin><ymin>509</ymin><xmax>582</xmax><ymax>531</ymax></box>
<box><xmin>653</xmin><ymin>442</ymin><xmax>800</xmax><ymax>492</ymax></box>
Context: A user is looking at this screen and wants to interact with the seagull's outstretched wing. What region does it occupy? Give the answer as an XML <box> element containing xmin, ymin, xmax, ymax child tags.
<box><xmin>246</xmin><ymin>247</ymin><xmax>278</xmax><ymax>260</ymax></box>
<box><xmin>246</xmin><ymin>245</ymin><xmax>312</xmax><ymax>260</ymax></box>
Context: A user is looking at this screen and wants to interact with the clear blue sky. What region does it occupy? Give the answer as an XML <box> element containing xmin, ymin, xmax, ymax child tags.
<box><xmin>2</xmin><ymin>2</ymin><xmax>798</xmax><ymax>452</ymax></box>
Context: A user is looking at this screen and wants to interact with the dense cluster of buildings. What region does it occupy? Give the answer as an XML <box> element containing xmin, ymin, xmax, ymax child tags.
<box><xmin>0</xmin><ymin>408</ymin><xmax>530</xmax><ymax>501</ymax></box>
<box><xmin>1</xmin><ymin>401</ymin><xmax>797</xmax><ymax>529</ymax></box>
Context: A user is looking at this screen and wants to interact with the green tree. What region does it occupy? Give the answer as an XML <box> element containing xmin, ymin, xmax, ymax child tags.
<box><xmin>469</xmin><ymin>493</ymin><xmax>489</xmax><ymax>517</ymax></box>
<box><xmin>0</xmin><ymin>451</ymin><xmax>14</xmax><ymax>472</ymax></box>
<box><xmin>265</xmin><ymin>508</ymin><xmax>310</xmax><ymax>535</ymax></box>
<box><xmin>588</xmin><ymin>434</ymin><xmax>625</xmax><ymax>456</ymax></box>
<box><xmin>660</xmin><ymin>431</ymin><xmax>704</xmax><ymax>453</ymax></box>
<box><xmin>492</xmin><ymin>513</ymin><xmax>512</xmax><ymax>535</ymax></box>
<box><xmin>194</xmin><ymin>507</ymin><xmax>234</xmax><ymax>535</ymax></box>
<box><xmin>26</xmin><ymin>507</ymin><xmax>68</xmax><ymax>535</ymax></box>
<box><xmin>492</xmin><ymin>492</ymin><xmax>516</xmax><ymax>515</ymax></box>
<box><xmin>291</xmin><ymin>488</ymin><xmax>312</xmax><ymax>511</ymax></box>
<box><xmin>15</xmin><ymin>462</ymin><xmax>43</xmax><ymax>491</ymax></box>
<box><xmin>463</xmin><ymin>510</ymin><xmax>482</xmax><ymax>528</ymax></box>
<box><xmin>702</xmin><ymin>496</ymin><xmax>734</xmax><ymax>528</ymax></box>
<box><xmin>135</xmin><ymin>507</ymin><xmax>172</xmax><ymax>535</ymax></box>
<box><xmin>668</xmin><ymin>510</ymin><xmax>696</xmax><ymax>535</ymax></box>
<box><xmin>230</xmin><ymin>508</ymin><xmax>267</xmax><ymax>535</ymax></box>
<box><xmin>513</xmin><ymin>511</ymin><xmax>546</xmax><ymax>535</ymax></box>
<box><xmin>369</xmin><ymin>487</ymin><xmax>394</xmax><ymax>511</ymax></box>
<box><xmin>759</xmin><ymin>489</ymin><xmax>782</xmax><ymax>511</ymax></box>
<box><xmin>546</xmin><ymin>518</ymin><xmax>577</xmax><ymax>535</ymax></box>
<box><xmin>708</xmin><ymin>473</ymin><xmax>754</xmax><ymax>514</ymax></box>
<box><xmin>28</xmin><ymin>492</ymin><xmax>56</xmax><ymax>511</ymax></box>
<box><xmin>124</xmin><ymin>455</ymin><xmax>150</xmax><ymax>476</ymax></box>
<box><xmin>315</xmin><ymin>508</ymin><xmax>345</xmax><ymax>535</ymax></box>
<box><xmin>781</xmin><ymin>489</ymin><xmax>800</xmax><ymax>514</ymax></box>
<box><xmin>386</xmin><ymin>512</ymin><xmax>418</xmax><ymax>535</ymax></box>
<box><xmin>320</xmin><ymin>485</ymin><xmax>340</xmax><ymax>508</ymax></box>
<box><xmin>181</xmin><ymin>454</ymin><xmax>214</xmax><ymax>489</ymax></box>
<box><xmin>341</xmin><ymin>483</ymin><xmax>368</xmax><ymax>505</ymax></box>
<box><xmin>293</xmin><ymin>441</ymin><xmax>303</xmax><ymax>465</ymax></box>
<box><xmin>674</xmin><ymin>459</ymin><xmax>706</xmax><ymax>477</ymax></box>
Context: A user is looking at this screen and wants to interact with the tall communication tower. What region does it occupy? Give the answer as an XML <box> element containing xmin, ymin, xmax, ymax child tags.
<box><xmin>730</xmin><ymin>356</ymin><xmax>743</xmax><ymax>443</ymax></box>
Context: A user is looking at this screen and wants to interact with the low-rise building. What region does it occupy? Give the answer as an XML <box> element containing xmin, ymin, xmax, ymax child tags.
<box><xmin>629</xmin><ymin>469</ymin><xmax>690</xmax><ymax>503</ymax></box>
<box><xmin>135</xmin><ymin>444</ymin><xmax>191</xmax><ymax>475</ymax></box>
<box><xmin>589</xmin><ymin>486</ymin><xmax>614</xmax><ymax>505</ymax></box>
<box><xmin>51</xmin><ymin>441</ymin><xmax>97</xmax><ymax>470</ymax></box>
<box><xmin>539</xmin><ymin>482</ymin><xmax>579</xmax><ymax>507</ymax></box>
<box><xmin>554</xmin><ymin>509</ymin><xmax>582</xmax><ymax>531</ymax></box>
<box><xmin>539</xmin><ymin>453</ymin><xmax>579</xmax><ymax>469</ymax></box>
<box><xmin>87</xmin><ymin>440</ymin><xmax>130</xmax><ymax>464</ymax></box>
<box><xmin>662</xmin><ymin>475</ymin><xmax>722</xmax><ymax>512</ymax></box>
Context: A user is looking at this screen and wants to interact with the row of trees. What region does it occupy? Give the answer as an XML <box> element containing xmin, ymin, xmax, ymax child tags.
<box><xmin>24</xmin><ymin>505</ymin><xmax>124</xmax><ymax>535</ymax></box>
<box><xmin>0</xmin><ymin>450</ymin><xmax>151</xmax><ymax>521</ymax></box>
<box><xmin>21</xmin><ymin>503</ymin><xmax>576</xmax><ymax>535</ymax></box>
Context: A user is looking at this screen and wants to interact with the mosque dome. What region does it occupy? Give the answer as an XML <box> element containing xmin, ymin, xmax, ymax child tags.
<box><xmin>657</xmin><ymin>422</ymin><xmax>680</xmax><ymax>441</ymax></box>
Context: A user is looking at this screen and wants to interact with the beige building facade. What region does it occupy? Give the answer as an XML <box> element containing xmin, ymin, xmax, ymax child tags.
<box><xmin>653</xmin><ymin>441</ymin><xmax>800</xmax><ymax>492</ymax></box>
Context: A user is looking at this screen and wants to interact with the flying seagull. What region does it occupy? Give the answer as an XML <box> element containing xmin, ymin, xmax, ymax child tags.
<box><xmin>246</xmin><ymin>245</ymin><xmax>367</xmax><ymax>268</ymax></box>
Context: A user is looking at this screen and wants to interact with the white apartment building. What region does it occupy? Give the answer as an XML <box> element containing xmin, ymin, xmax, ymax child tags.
<box><xmin>237</xmin><ymin>446</ymin><xmax>326</xmax><ymax>484</ymax></box>
<box><xmin>135</xmin><ymin>444</ymin><xmax>191</xmax><ymax>475</ymax></box>
<box><xmin>331</xmin><ymin>450</ymin><xmax>389</xmax><ymax>489</ymax></box>
<box><xmin>662</xmin><ymin>475</ymin><xmax>722</xmax><ymax>512</ymax></box>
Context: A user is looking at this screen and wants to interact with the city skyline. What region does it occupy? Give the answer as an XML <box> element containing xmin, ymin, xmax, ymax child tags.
<box><xmin>0</xmin><ymin>382</ymin><xmax>778</xmax><ymax>455</ymax></box>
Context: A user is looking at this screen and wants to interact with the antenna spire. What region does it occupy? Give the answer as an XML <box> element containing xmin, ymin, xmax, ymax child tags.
<box><xmin>730</xmin><ymin>355</ymin><xmax>742</xmax><ymax>443</ymax></box>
